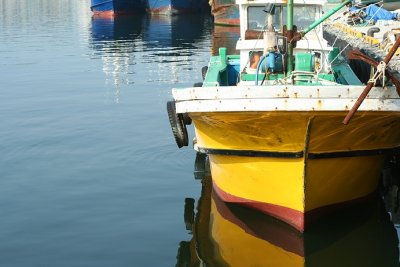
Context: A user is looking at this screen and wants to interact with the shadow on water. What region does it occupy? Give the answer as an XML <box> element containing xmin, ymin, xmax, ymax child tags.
<box><xmin>176</xmin><ymin>154</ymin><xmax>400</xmax><ymax>267</ymax></box>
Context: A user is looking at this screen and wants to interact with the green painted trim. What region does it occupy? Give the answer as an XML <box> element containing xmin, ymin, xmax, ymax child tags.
<box><xmin>203</xmin><ymin>56</ymin><xmax>222</xmax><ymax>87</ymax></box>
<box><xmin>332</xmin><ymin>62</ymin><xmax>363</xmax><ymax>86</ymax></box>
<box><xmin>240</xmin><ymin>73</ymin><xmax>285</xmax><ymax>81</ymax></box>
<box><xmin>201</xmin><ymin>51</ymin><xmax>357</xmax><ymax>88</ymax></box>
<box><xmin>203</xmin><ymin>51</ymin><xmax>240</xmax><ymax>87</ymax></box>
<box><xmin>241</xmin><ymin>73</ymin><xmax>336</xmax><ymax>84</ymax></box>
<box><xmin>317</xmin><ymin>74</ymin><xmax>336</xmax><ymax>82</ymax></box>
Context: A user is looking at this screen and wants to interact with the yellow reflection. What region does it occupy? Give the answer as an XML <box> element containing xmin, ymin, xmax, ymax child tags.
<box><xmin>176</xmin><ymin>171</ymin><xmax>399</xmax><ymax>267</ymax></box>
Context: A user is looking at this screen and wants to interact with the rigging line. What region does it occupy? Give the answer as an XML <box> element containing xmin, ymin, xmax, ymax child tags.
<box><xmin>150</xmin><ymin>0</ymin><xmax>161</xmax><ymax>10</ymax></box>
<box><xmin>331</xmin><ymin>27</ymin><xmax>341</xmax><ymax>47</ymax></box>
<box><xmin>302</xmin><ymin>1</ymin><xmax>329</xmax><ymax>68</ymax></box>
<box><xmin>324</xmin><ymin>1</ymin><xmax>384</xmax><ymax>26</ymax></box>
<box><xmin>364</xmin><ymin>2</ymin><xmax>384</xmax><ymax>26</ymax></box>
<box><xmin>328</xmin><ymin>43</ymin><xmax>350</xmax><ymax>65</ymax></box>
<box><xmin>345</xmin><ymin>1</ymin><xmax>384</xmax><ymax>26</ymax></box>
<box><xmin>240</xmin><ymin>16</ymin><xmax>270</xmax><ymax>83</ymax></box>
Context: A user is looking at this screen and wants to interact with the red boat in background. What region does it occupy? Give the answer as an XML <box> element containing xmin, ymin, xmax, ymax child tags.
<box><xmin>210</xmin><ymin>0</ymin><xmax>239</xmax><ymax>26</ymax></box>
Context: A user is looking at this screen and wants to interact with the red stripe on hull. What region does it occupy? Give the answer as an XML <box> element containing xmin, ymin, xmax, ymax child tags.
<box><xmin>213</xmin><ymin>18</ymin><xmax>240</xmax><ymax>26</ymax></box>
<box><xmin>213</xmin><ymin>181</ymin><xmax>379</xmax><ymax>232</ymax></box>
<box><xmin>147</xmin><ymin>7</ymin><xmax>194</xmax><ymax>15</ymax></box>
<box><xmin>212</xmin><ymin>189</ymin><xmax>305</xmax><ymax>256</ymax></box>
<box><xmin>92</xmin><ymin>10</ymin><xmax>115</xmax><ymax>17</ymax></box>
<box><xmin>212</xmin><ymin>181</ymin><xmax>305</xmax><ymax>231</ymax></box>
<box><xmin>92</xmin><ymin>11</ymin><xmax>144</xmax><ymax>17</ymax></box>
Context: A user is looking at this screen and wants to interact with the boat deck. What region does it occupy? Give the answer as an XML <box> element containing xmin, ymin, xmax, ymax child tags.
<box><xmin>323</xmin><ymin>11</ymin><xmax>400</xmax><ymax>81</ymax></box>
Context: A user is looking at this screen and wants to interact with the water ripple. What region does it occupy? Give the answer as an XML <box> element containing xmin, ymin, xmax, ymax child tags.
<box><xmin>0</xmin><ymin>1</ymin><xmax>211</xmax><ymax>265</ymax></box>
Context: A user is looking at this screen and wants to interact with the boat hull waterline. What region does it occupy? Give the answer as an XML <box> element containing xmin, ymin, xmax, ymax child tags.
<box><xmin>147</xmin><ymin>0</ymin><xmax>210</xmax><ymax>15</ymax></box>
<box><xmin>91</xmin><ymin>0</ymin><xmax>147</xmax><ymax>16</ymax></box>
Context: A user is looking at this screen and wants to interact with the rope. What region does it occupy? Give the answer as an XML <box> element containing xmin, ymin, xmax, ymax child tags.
<box><xmin>368</xmin><ymin>61</ymin><xmax>386</xmax><ymax>86</ymax></box>
<box><xmin>328</xmin><ymin>42</ymin><xmax>350</xmax><ymax>65</ymax></box>
<box><xmin>302</xmin><ymin>1</ymin><xmax>330</xmax><ymax>70</ymax></box>
<box><xmin>321</xmin><ymin>2</ymin><xmax>380</xmax><ymax>66</ymax></box>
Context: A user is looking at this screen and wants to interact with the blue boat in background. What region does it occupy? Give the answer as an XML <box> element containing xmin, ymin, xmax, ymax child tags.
<box><xmin>91</xmin><ymin>0</ymin><xmax>147</xmax><ymax>16</ymax></box>
<box><xmin>147</xmin><ymin>0</ymin><xmax>210</xmax><ymax>15</ymax></box>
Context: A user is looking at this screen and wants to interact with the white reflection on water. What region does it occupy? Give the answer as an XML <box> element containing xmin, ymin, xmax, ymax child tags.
<box><xmin>89</xmin><ymin>14</ymin><xmax>212</xmax><ymax>103</ymax></box>
<box><xmin>0</xmin><ymin>2</ymin><xmax>211</xmax><ymax>266</ymax></box>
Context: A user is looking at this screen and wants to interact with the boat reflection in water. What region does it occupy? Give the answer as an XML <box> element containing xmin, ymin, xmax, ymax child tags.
<box><xmin>141</xmin><ymin>14</ymin><xmax>211</xmax><ymax>51</ymax></box>
<box><xmin>90</xmin><ymin>16</ymin><xmax>145</xmax><ymax>43</ymax></box>
<box><xmin>89</xmin><ymin>15</ymin><xmax>145</xmax><ymax>102</ymax></box>
<box><xmin>90</xmin><ymin>14</ymin><xmax>210</xmax><ymax>53</ymax></box>
<box><xmin>89</xmin><ymin>14</ymin><xmax>211</xmax><ymax>101</ymax></box>
<box><xmin>140</xmin><ymin>14</ymin><xmax>211</xmax><ymax>84</ymax></box>
<box><xmin>212</xmin><ymin>26</ymin><xmax>240</xmax><ymax>56</ymax></box>
<box><xmin>176</xmin><ymin>155</ymin><xmax>400</xmax><ymax>267</ymax></box>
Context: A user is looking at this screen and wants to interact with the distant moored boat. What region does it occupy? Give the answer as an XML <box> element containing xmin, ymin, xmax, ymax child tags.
<box><xmin>90</xmin><ymin>0</ymin><xmax>146</xmax><ymax>16</ymax></box>
<box><xmin>210</xmin><ymin>0</ymin><xmax>239</xmax><ymax>26</ymax></box>
<box><xmin>146</xmin><ymin>0</ymin><xmax>210</xmax><ymax>15</ymax></box>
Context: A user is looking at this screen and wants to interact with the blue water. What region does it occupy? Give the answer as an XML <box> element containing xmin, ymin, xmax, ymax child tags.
<box><xmin>0</xmin><ymin>1</ymin><xmax>215</xmax><ymax>266</ymax></box>
<box><xmin>1</xmin><ymin>1</ymin><xmax>400</xmax><ymax>266</ymax></box>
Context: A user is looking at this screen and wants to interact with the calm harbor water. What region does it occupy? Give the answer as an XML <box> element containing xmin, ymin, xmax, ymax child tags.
<box><xmin>0</xmin><ymin>1</ymin><xmax>399</xmax><ymax>266</ymax></box>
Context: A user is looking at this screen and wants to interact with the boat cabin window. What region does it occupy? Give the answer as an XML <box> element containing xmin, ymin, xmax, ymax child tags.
<box><xmin>247</xmin><ymin>5</ymin><xmax>318</xmax><ymax>32</ymax></box>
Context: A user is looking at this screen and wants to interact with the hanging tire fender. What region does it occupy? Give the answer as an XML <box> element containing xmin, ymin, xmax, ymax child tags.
<box><xmin>167</xmin><ymin>101</ymin><xmax>189</xmax><ymax>148</ymax></box>
<box><xmin>182</xmin><ymin>113</ymin><xmax>192</xmax><ymax>125</ymax></box>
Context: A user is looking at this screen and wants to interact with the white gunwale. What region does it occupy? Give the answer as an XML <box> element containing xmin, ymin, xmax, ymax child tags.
<box><xmin>173</xmin><ymin>85</ymin><xmax>400</xmax><ymax>112</ymax></box>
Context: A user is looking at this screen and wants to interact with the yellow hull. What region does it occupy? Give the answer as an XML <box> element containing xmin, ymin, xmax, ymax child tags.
<box><xmin>191</xmin><ymin>111</ymin><xmax>400</xmax><ymax>230</ymax></box>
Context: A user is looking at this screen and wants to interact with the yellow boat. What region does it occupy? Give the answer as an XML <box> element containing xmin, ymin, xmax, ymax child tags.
<box><xmin>167</xmin><ymin>0</ymin><xmax>400</xmax><ymax>231</ymax></box>
<box><xmin>176</xmin><ymin>175</ymin><xmax>399</xmax><ymax>266</ymax></box>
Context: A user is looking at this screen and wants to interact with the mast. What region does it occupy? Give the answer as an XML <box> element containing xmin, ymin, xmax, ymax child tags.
<box><xmin>286</xmin><ymin>0</ymin><xmax>294</xmax><ymax>74</ymax></box>
<box><xmin>286</xmin><ymin>0</ymin><xmax>351</xmax><ymax>75</ymax></box>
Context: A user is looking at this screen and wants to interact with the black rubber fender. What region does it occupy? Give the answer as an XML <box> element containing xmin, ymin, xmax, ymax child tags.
<box><xmin>182</xmin><ymin>113</ymin><xmax>192</xmax><ymax>125</ymax></box>
<box><xmin>167</xmin><ymin>101</ymin><xmax>188</xmax><ymax>148</ymax></box>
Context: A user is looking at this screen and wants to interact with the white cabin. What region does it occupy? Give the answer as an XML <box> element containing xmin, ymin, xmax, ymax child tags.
<box><xmin>236</xmin><ymin>0</ymin><xmax>333</xmax><ymax>75</ymax></box>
